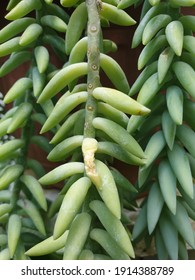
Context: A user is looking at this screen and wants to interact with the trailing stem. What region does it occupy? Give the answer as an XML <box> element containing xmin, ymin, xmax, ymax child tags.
<box><xmin>10</xmin><ymin>93</ymin><xmax>34</xmax><ymax>209</ymax></box>
<box><xmin>82</xmin><ymin>0</ymin><xmax>101</xmax><ymax>179</ymax></box>
<box><xmin>84</xmin><ymin>0</ymin><xmax>101</xmax><ymax>139</ymax></box>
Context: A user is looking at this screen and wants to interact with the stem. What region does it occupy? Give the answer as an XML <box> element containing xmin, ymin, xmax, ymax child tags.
<box><xmin>11</xmin><ymin>5</ymin><xmax>41</xmax><ymax>209</ymax></box>
<box><xmin>84</xmin><ymin>0</ymin><xmax>101</xmax><ymax>138</ymax></box>
<box><xmin>10</xmin><ymin>93</ymin><xmax>34</xmax><ymax>208</ymax></box>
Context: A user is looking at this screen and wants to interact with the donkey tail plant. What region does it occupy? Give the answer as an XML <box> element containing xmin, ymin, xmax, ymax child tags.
<box><xmin>0</xmin><ymin>0</ymin><xmax>195</xmax><ymax>260</ymax></box>
<box><xmin>28</xmin><ymin>0</ymin><xmax>148</xmax><ymax>260</ymax></box>
<box><xmin>129</xmin><ymin>0</ymin><xmax>195</xmax><ymax>259</ymax></box>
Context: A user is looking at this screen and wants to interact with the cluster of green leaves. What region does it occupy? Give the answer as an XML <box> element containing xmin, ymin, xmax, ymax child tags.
<box><xmin>130</xmin><ymin>0</ymin><xmax>195</xmax><ymax>259</ymax></box>
<box><xmin>0</xmin><ymin>0</ymin><xmax>195</xmax><ymax>260</ymax></box>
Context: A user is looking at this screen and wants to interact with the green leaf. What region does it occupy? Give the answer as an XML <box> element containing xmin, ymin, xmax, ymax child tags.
<box><xmin>147</xmin><ymin>182</ymin><xmax>164</xmax><ymax>234</ymax></box>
